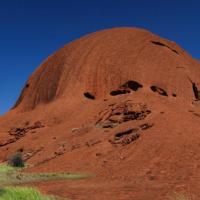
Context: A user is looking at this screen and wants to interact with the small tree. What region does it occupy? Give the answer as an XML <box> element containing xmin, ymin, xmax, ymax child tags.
<box><xmin>8</xmin><ymin>152</ymin><xmax>25</xmax><ymax>168</ymax></box>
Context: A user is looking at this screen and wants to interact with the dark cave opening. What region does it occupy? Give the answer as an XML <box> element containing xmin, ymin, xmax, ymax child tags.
<box><xmin>150</xmin><ymin>86</ymin><xmax>168</xmax><ymax>96</ymax></box>
<box><xmin>84</xmin><ymin>92</ymin><xmax>95</xmax><ymax>100</ymax></box>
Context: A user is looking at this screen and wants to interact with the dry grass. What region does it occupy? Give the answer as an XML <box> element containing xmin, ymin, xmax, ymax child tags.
<box><xmin>170</xmin><ymin>192</ymin><xmax>195</xmax><ymax>200</ymax></box>
<box><xmin>0</xmin><ymin>163</ymin><xmax>88</xmax><ymax>186</ymax></box>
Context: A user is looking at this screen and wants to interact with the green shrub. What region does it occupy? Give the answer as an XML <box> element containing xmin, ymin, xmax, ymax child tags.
<box><xmin>8</xmin><ymin>152</ymin><xmax>25</xmax><ymax>168</ymax></box>
<box><xmin>0</xmin><ymin>187</ymin><xmax>55</xmax><ymax>200</ymax></box>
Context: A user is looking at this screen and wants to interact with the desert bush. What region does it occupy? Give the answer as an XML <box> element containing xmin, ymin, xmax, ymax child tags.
<box><xmin>8</xmin><ymin>152</ymin><xmax>25</xmax><ymax>168</ymax></box>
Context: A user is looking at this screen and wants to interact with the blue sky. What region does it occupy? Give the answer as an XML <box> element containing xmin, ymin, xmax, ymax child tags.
<box><xmin>0</xmin><ymin>0</ymin><xmax>199</xmax><ymax>115</ymax></box>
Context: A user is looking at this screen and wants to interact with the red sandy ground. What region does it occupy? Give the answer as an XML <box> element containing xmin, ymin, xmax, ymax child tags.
<box><xmin>1</xmin><ymin>27</ymin><xmax>200</xmax><ymax>199</ymax></box>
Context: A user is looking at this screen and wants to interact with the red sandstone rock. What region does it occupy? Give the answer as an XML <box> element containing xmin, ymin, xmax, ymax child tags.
<box><xmin>1</xmin><ymin>27</ymin><xmax>200</xmax><ymax>200</ymax></box>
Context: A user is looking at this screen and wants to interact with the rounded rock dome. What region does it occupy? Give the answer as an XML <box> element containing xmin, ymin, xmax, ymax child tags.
<box><xmin>14</xmin><ymin>27</ymin><xmax>200</xmax><ymax>111</ymax></box>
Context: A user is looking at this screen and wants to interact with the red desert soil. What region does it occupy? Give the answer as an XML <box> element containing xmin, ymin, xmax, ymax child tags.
<box><xmin>1</xmin><ymin>27</ymin><xmax>200</xmax><ymax>199</ymax></box>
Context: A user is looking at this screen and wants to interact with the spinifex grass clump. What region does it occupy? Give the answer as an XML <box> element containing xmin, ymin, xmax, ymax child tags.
<box><xmin>0</xmin><ymin>187</ymin><xmax>56</xmax><ymax>200</ymax></box>
<box><xmin>0</xmin><ymin>162</ymin><xmax>88</xmax><ymax>199</ymax></box>
<box><xmin>8</xmin><ymin>152</ymin><xmax>25</xmax><ymax>168</ymax></box>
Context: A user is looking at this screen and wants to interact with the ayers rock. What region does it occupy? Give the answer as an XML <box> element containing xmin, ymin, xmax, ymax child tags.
<box><xmin>1</xmin><ymin>27</ymin><xmax>200</xmax><ymax>199</ymax></box>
